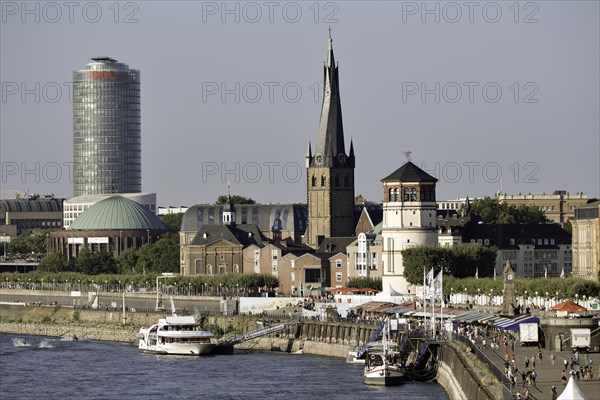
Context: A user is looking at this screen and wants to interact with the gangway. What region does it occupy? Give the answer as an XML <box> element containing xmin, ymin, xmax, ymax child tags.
<box><xmin>219</xmin><ymin>319</ymin><xmax>301</xmax><ymax>347</ymax></box>
<box><xmin>355</xmin><ymin>321</ymin><xmax>386</xmax><ymax>359</ymax></box>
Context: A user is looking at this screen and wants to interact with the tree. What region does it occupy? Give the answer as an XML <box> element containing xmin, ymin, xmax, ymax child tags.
<box><xmin>135</xmin><ymin>233</ymin><xmax>180</xmax><ymax>274</ymax></box>
<box><xmin>562</xmin><ymin>220</ymin><xmax>572</xmax><ymax>235</ymax></box>
<box><xmin>464</xmin><ymin>197</ymin><xmax>549</xmax><ymax>224</ymax></box>
<box><xmin>7</xmin><ymin>228</ymin><xmax>50</xmax><ymax>255</ymax></box>
<box><xmin>401</xmin><ymin>244</ymin><xmax>497</xmax><ymax>285</ymax></box>
<box><xmin>117</xmin><ymin>248</ymin><xmax>139</xmax><ymax>274</ymax></box>
<box><xmin>215</xmin><ymin>195</ymin><xmax>255</xmax><ymax>205</ymax></box>
<box><xmin>37</xmin><ymin>251</ymin><xmax>68</xmax><ymax>273</ymax></box>
<box><xmin>160</xmin><ymin>213</ymin><xmax>184</xmax><ymax>231</ymax></box>
<box><xmin>347</xmin><ymin>277</ymin><xmax>382</xmax><ymax>291</ymax></box>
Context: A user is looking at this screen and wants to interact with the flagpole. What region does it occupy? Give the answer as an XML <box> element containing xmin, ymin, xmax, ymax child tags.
<box><xmin>423</xmin><ymin>266</ymin><xmax>426</xmax><ymax>336</ymax></box>
<box><xmin>440</xmin><ymin>270</ymin><xmax>444</xmax><ymax>338</ymax></box>
<box><xmin>432</xmin><ymin>269</ymin><xmax>435</xmax><ymax>338</ymax></box>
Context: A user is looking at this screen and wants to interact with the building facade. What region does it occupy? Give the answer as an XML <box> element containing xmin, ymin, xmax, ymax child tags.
<box><xmin>305</xmin><ymin>34</ymin><xmax>355</xmax><ymax>246</ymax></box>
<box><xmin>381</xmin><ymin>162</ymin><xmax>438</xmax><ymax>294</ymax></box>
<box><xmin>0</xmin><ymin>194</ymin><xmax>64</xmax><ymax>237</ymax></box>
<box><xmin>461</xmin><ymin>224</ymin><xmax>572</xmax><ymax>278</ymax></box>
<box><xmin>73</xmin><ymin>57</ymin><xmax>141</xmax><ymax>196</ymax></box>
<box><xmin>572</xmin><ymin>201</ymin><xmax>600</xmax><ymax>280</ymax></box>
<box><xmin>497</xmin><ymin>190</ymin><xmax>588</xmax><ymax>224</ymax></box>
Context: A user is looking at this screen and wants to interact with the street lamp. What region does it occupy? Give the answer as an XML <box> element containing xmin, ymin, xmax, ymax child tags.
<box><xmin>146</xmin><ymin>229</ymin><xmax>150</xmax><ymax>244</ymax></box>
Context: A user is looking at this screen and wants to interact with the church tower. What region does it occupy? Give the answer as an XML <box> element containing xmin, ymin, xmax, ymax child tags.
<box><xmin>381</xmin><ymin>162</ymin><xmax>438</xmax><ymax>294</ymax></box>
<box><xmin>306</xmin><ymin>32</ymin><xmax>355</xmax><ymax>247</ymax></box>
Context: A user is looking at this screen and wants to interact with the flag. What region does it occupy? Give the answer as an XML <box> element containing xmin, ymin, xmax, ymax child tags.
<box><xmin>544</xmin><ymin>265</ymin><xmax>548</xmax><ymax>279</ymax></box>
<box><xmin>560</xmin><ymin>266</ymin><xmax>565</xmax><ymax>278</ymax></box>
<box><xmin>493</xmin><ymin>268</ymin><xmax>496</xmax><ymax>280</ymax></box>
<box><xmin>425</xmin><ymin>268</ymin><xmax>434</xmax><ymax>298</ymax></box>
<box><xmin>475</xmin><ymin>267</ymin><xmax>479</xmax><ymax>279</ymax></box>
<box><xmin>433</xmin><ymin>270</ymin><xmax>443</xmax><ymax>300</ymax></box>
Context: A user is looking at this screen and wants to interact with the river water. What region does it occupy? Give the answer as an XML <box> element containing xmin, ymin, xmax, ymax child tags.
<box><xmin>0</xmin><ymin>333</ymin><xmax>449</xmax><ymax>400</ymax></box>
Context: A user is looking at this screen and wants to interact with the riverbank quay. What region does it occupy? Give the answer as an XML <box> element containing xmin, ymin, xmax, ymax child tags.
<box><xmin>466</xmin><ymin>332</ymin><xmax>599</xmax><ymax>400</ymax></box>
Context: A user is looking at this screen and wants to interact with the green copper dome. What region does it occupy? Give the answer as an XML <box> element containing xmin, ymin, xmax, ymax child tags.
<box><xmin>68</xmin><ymin>196</ymin><xmax>165</xmax><ymax>230</ymax></box>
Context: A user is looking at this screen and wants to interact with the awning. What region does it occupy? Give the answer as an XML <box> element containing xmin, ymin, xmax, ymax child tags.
<box><xmin>492</xmin><ymin>315</ymin><xmax>540</xmax><ymax>330</ymax></box>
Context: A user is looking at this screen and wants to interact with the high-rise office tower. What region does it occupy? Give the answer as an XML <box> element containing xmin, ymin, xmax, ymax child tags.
<box><xmin>73</xmin><ymin>57</ymin><xmax>141</xmax><ymax>196</ymax></box>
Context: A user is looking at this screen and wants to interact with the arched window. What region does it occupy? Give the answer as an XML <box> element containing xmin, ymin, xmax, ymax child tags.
<box><xmin>321</xmin><ymin>175</ymin><xmax>326</xmax><ymax>186</ymax></box>
<box><xmin>403</xmin><ymin>188</ymin><xmax>409</xmax><ymax>201</ymax></box>
<box><xmin>207</xmin><ymin>264</ymin><xmax>213</xmax><ymax>275</ymax></box>
<box><xmin>311</xmin><ymin>175</ymin><xmax>317</xmax><ymax>187</ymax></box>
<box><xmin>233</xmin><ymin>264</ymin><xmax>239</xmax><ymax>273</ymax></box>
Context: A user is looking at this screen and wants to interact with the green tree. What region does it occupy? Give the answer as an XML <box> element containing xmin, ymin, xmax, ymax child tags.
<box><xmin>215</xmin><ymin>195</ymin><xmax>255</xmax><ymax>205</ymax></box>
<box><xmin>464</xmin><ymin>197</ymin><xmax>549</xmax><ymax>224</ymax></box>
<box><xmin>401</xmin><ymin>244</ymin><xmax>497</xmax><ymax>285</ymax></box>
<box><xmin>347</xmin><ymin>276</ymin><xmax>382</xmax><ymax>291</ymax></box>
<box><xmin>7</xmin><ymin>228</ymin><xmax>50</xmax><ymax>254</ymax></box>
<box><xmin>117</xmin><ymin>248</ymin><xmax>139</xmax><ymax>274</ymax></box>
<box><xmin>37</xmin><ymin>251</ymin><xmax>68</xmax><ymax>273</ymax></box>
<box><xmin>160</xmin><ymin>213</ymin><xmax>184</xmax><ymax>231</ymax></box>
<box><xmin>562</xmin><ymin>220</ymin><xmax>572</xmax><ymax>235</ymax></box>
<box><xmin>136</xmin><ymin>233</ymin><xmax>180</xmax><ymax>274</ymax></box>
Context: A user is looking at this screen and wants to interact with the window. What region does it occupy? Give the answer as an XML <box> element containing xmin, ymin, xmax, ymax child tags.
<box><xmin>403</xmin><ymin>188</ymin><xmax>409</xmax><ymax>201</ymax></box>
<box><xmin>220</xmin><ymin>254</ymin><xmax>225</xmax><ymax>261</ymax></box>
<box><xmin>218</xmin><ymin>264</ymin><xmax>226</xmax><ymax>274</ymax></box>
<box><xmin>207</xmin><ymin>265</ymin><xmax>213</xmax><ymax>275</ymax></box>
<box><xmin>195</xmin><ymin>259</ymin><xmax>204</xmax><ymax>274</ymax></box>
<box><xmin>411</xmin><ymin>188</ymin><xmax>417</xmax><ymax>201</ymax></box>
<box><xmin>233</xmin><ymin>264</ymin><xmax>239</xmax><ymax>273</ymax></box>
<box><xmin>272</xmin><ymin>250</ymin><xmax>278</xmax><ymax>260</ymax></box>
<box><xmin>484</xmin><ymin>239</ymin><xmax>490</xmax><ymax>245</ymax></box>
<box><xmin>321</xmin><ymin>175</ymin><xmax>326</xmax><ymax>186</ymax></box>
<box><xmin>336</xmin><ymin>259</ymin><xmax>342</xmax><ymax>269</ymax></box>
<box><xmin>305</xmin><ymin>269</ymin><xmax>322</xmax><ymax>283</ymax></box>
<box><xmin>311</xmin><ymin>175</ymin><xmax>316</xmax><ymax>187</ymax></box>
<box><xmin>336</xmin><ymin>273</ymin><xmax>343</xmax><ymax>282</ymax></box>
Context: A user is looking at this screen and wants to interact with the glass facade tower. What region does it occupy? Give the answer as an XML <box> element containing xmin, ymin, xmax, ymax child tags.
<box><xmin>73</xmin><ymin>57</ymin><xmax>141</xmax><ymax>196</ymax></box>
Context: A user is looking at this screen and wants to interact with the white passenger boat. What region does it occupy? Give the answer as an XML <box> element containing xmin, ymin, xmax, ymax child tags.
<box><xmin>138</xmin><ymin>315</ymin><xmax>215</xmax><ymax>356</ymax></box>
<box><xmin>363</xmin><ymin>320</ymin><xmax>405</xmax><ymax>386</ymax></box>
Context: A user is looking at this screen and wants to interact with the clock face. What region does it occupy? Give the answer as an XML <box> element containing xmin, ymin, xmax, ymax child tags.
<box><xmin>315</xmin><ymin>154</ymin><xmax>323</xmax><ymax>164</ymax></box>
<box><xmin>507</xmin><ymin>274</ymin><xmax>513</xmax><ymax>281</ymax></box>
<box><xmin>338</xmin><ymin>153</ymin><xmax>347</xmax><ymax>164</ymax></box>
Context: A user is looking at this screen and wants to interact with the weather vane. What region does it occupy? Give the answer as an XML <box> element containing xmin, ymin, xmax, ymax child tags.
<box><xmin>403</xmin><ymin>151</ymin><xmax>412</xmax><ymax>162</ymax></box>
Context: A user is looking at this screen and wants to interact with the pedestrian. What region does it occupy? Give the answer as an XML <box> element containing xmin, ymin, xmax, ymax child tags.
<box><xmin>538</xmin><ymin>350</ymin><xmax>543</xmax><ymax>365</ymax></box>
<box><xmin>531</xmin><ymin>369</ymin><xmax>537</xmax><ymax>386</ymax></box>
<box><xmin>505</xmin><ymin>353</ymin><xmax>510</xmax><ymax>363</ymax></box>
<box><xmin>564</xmin><ymin>358</ymin><xmax>569</xmax><ymax>370</ymax></box>
<box><xmin>512</xmin><ymin>354</ymin><xmax>516</xmax><ymax>368</ymax></box>
<box><xmin>482</xmin><ymin>338</ymin><xmax>486</xmax><ymax>349</ymax></box>
<box><xmin>525</xmin><ymin>357</ymin><xmax>530</xmax><ymax>369</ymax></box>
<box><xmin>531</xmin><ymin>355</ymin><xmax>536</xmax><ymax>368</ymax></box>
<box><xmin>550</xmin><ymin>353</ymin><xmax>555</xmax><ymax>366</ymax></box>
<box><xmin>523</xmin><ymin>387</ymin><xmax>530</xmax><ymax>400</ymax></box>
<box><xmin>551</xmin><ymin>385</ymin><xmax>558</xmax><ymax>400</ymax></box>
<box><xmin>561</xmin><ymin>370</ymin><xmax>567</xmax><ymax>385</ymax></box>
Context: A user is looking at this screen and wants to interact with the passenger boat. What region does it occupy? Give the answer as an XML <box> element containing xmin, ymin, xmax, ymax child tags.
<box><xmin>363</xmin><ymin>319</ymin><xmax>405</xmax><ymax>386</ymax></box>
<box><xmin>138</xmin><ymin>315</ymin><xmax>215</xmax><ymax>356</ymax></box>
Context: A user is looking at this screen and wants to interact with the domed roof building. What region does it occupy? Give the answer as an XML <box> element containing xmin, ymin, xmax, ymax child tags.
<box><xmin>50</xmin><ymin>196</ymin><xmax>168</xmax><ymax>259</ymax></box>
<box><xmin>68</xmin><ymin>196</ymin><xmax>165</xmax><ymax>231</ymax></box>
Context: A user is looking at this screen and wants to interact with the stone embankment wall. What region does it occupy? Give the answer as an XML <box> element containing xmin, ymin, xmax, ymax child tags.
<box><xmin>436</xmin><ymin>343</ymin><xmax>503</xmax><ymax>400</ymax></box>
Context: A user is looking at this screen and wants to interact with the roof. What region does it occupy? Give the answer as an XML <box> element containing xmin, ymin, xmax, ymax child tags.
<box><xmin>462</xmin><ymin>223</ymin><xmax>571</xmax><ymax>248</ymax></box>
<box><xmin>189</xmin><ymin>224</ymin><xmax>266</xmax><ymax>247</ymax></box>
<box><xmin>181</xmin><ymin>203</ymin><xmax>308</xmax><ymax>233</ymax></box>
<box><xmin>67</xmin><ymin>196</ymin><xmax>166</xmax><ymax>230</ymax></box>
<box><xmin>0</xmin><ymin>198</ymin><xmax>63</xmax><ymax>213</ymax></box>
<box><xmin>381</xmin><ymin>162</ymin><xmax>438</xmax><ymax>183</ymax></box>
<box><xmin>65</xmin><ymin>192</ymin><xmax>156</xmax><ymax>204</ymax></box>
<box><xmin>491</xmin><ymin>314</ymin><xmax>540</xmax><ymax>330</ymax></box>
<box><xmin>317</xmin><ymin>237</ymin><xmax>356</xmax><ymax>254</ymax></box>
<box><xmin>557</xmin><ymin>377</ymin><xmax>588</xmax><ymax>400</ymax></box>
<box><xmin>549</xmin><ymin>300</ymin><xmax>587</xmax><ymax>312</ymax></box>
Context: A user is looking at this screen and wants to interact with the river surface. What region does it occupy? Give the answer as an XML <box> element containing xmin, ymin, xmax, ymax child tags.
<box><xmin>0</xmin><ymin>333</ymin><xmax>449</xmax><ymax>400</ymax></box>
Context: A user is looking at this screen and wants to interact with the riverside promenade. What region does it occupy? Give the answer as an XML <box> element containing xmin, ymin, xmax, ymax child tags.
<box><xmin>471</xmin><ymin>335</ymin><xmax>599</xmax><ymax>400</ymax></box>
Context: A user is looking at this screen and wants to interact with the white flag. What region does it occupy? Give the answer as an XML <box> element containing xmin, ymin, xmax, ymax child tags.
<box><xmin>433</xmin><ymin>270</ymin><xmax>443</xmax><ymax>300</ymax></box>
<box><xmin>544</xmin><ymin>265</ymin><xmax>548</xmax><ymax>279</ymax></box>
<box><xmin>425</xmin><ymin>268</ymin><xmax>434</xmax><ymax>298</ymax></box>
<box><xmin>493</xmin><ymin>268</ymin><xmax>496</xmax><ymax>280</ymax></box>
<box><xmin>475</xmin><ymin>267</ymin><xmax>479</xmax><ymax>279</ymax></box>
<box><xmin>560</xmin><ymin>266</ymin><xmax>565</xmax><ymax>278</ymax></box>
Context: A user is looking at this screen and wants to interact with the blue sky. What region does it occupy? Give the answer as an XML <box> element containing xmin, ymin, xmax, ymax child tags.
<box><xmin>1</xmin><ymin>1</ymin><xmax>599</xmax><ymax>206</ymax></box>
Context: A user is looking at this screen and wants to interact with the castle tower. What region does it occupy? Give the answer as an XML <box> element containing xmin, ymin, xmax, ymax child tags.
<box><xmin>381</xmin><ymin>162</ymin><xmax>438</xmax><ymax>294</ymax></box>
<box><xmin>306</xmin><ymin>32</ymin><xmax>355</xmax><ymax>247</ymax></box>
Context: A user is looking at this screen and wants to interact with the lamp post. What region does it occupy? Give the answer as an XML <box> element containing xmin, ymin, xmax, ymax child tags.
<box><xmin>146</xmin><ymin>229</ymin><xmax>150</xmax><ymax>244</ymax></box>
<box><xmin>119</xmin><ymin>231</ymin><xmax>122</xmax><ymax>256</ymax></box>
<box><xmin>156</xmin><ymin>273</ymin><xmax>178</xmax><ymax>310</ymax></box>
<box><xmin>46</xmin><ymin>233</ymin><xmax>49</xmax><ymax>257</ymax></box>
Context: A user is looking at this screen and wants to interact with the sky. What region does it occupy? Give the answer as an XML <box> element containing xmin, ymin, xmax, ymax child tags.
<box><xmin>1</xmin><ymin>1</ymin><xmax>599</xmax><ymax>207</ymax></box>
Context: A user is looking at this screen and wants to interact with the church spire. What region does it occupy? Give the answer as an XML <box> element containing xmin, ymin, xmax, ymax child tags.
<box><xmin>312</xmin><ymin>30</ymin><xmax>346</xmax><ymax>168</ymax></box>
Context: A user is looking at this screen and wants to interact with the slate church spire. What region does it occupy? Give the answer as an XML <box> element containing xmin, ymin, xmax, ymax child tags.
<box><xmin>306</xmin><ymin>31</ymin><xmax>355</xmax><ymax>246</ymax></box>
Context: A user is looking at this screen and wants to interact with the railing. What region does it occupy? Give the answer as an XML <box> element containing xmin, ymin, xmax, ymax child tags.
<box><xmin>450</xmin><ymin>332</ymin><xmax>514</xmax><ymax>400</ymax></box>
